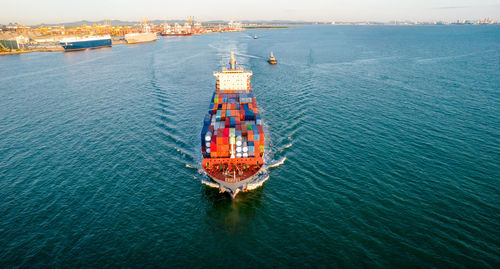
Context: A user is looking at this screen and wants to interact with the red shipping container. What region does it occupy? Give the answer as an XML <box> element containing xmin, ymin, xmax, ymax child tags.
<box><xmin>223</xmin><ymin>137</ymin><xmax>229</xmax><ymax>144</ymax></box>
<box><xmin>223</xmin><ymin>128</ymin><xmax>229</xmax><ymax>137</ymax></box>
<box><xmin>258</xmin><ymin>125</ymin><xmax>264</xmax><ymax>133</ymax></box>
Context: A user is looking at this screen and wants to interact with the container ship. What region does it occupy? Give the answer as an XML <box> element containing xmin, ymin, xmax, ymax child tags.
<box><xmin>125</xmin><ymin>23</ymin><xmax>157</xmax><ymax>44</ymax></box>
<box><xmin>201</xmin><ymin>52</ymin><xmax>265</xmax><ymax>198</ymax></box>
<box><xmin>59</xmin><ymin>35</ymin><xmax>112</xmax><ymax>51</ymax></box>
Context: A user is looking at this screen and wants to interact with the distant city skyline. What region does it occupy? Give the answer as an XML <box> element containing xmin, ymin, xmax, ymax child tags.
<box><xmin>2</xmin><ymin>0</ymin><xmax>500</xmax><ymax>25</ymax></box>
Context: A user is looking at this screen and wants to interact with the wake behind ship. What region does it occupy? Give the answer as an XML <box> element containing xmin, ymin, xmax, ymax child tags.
<box><xmin>201</xmin><ymin>52</ymin><xmax>265</xmax><ymax>198</ymax></box>
<box><xmin>59</xmin><ymin>35</ymin><xmax>112</xmax><ymax>51</ymax></box>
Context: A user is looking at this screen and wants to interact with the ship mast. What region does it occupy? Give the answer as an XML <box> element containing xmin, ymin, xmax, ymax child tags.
<box><xmin>230</xmin><ymin>51</ymin><xmax>236</xmax><ymax>70</ymax></box>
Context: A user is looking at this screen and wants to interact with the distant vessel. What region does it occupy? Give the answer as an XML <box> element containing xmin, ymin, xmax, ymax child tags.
<box><xmin>268</xmin><ymin>52</ymin><xmax>277</xmax><ymax>65</ymax></box>
<box><xmin>59</xmin><ymin>35</ymin><xmax>112</xmax><ymax>51</ymax></box>
<box><xmin>125</xmin><ymin>20</ymin><xmax>157</xmax><ymax>44</ymax></box>
<box><xmin>201</xmin><ymin>52</ymin><xmax>265</xmax><ymax>198</ymax></box>
<box><xmin>161</xmin><ymin>20</ymin><xmax>193</xmax><ymax>36</ymax></box>
<box><xmin>125</xmin><ymin>32</ymin><xmax>157</xmax><ymax>44</ymax></box>
<box><xmin>254</xmin><ymin>34</ymin><xmax>258</xmax><ymax>39</ymax></box>
<box><xmin>160</xmin><ymin>32</ymin><xmax>193</xmax><ymax>37</ymax></box>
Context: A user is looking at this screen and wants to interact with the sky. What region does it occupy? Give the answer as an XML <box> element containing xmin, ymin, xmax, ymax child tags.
<box><xmin>2</xmin><ymin>0</ymin><xmax>500</xmax><ymax>25</ymax></box>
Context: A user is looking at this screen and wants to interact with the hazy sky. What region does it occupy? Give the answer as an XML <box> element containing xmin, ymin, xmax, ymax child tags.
<box><xmin>3</xmin><ymin>0</ymin><xmax>500</xmax><ymax>25</ymax></box>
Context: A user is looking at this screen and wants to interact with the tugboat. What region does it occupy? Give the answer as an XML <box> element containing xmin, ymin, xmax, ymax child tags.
<box><xmin>267</xmin><ymin>52</ymin><xmax>277</xmax><ymax>65</ymax></box>
<box><xmin>200</xmin><ymin>52</ymin><xmax>266</xmax><ymax>198</ymax></box>
<box><xmin>254</xmin><ymin>34</ymin><xmax>258</xmax><ymax>39</ymax></box>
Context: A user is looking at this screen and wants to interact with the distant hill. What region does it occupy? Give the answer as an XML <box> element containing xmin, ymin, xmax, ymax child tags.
<box><xmin>32</xmin><ymin>20</ymin><xmax>138</xmax><ymax>27</ymax></box>
<box><xmin>29</xmin><ymin>19</ymin><xmax>316</xmax><ymax>27</ymax></box>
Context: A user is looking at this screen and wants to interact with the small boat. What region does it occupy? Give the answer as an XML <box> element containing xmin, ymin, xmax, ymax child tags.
<box><xmin>254</xmin><ymin>34</ymin><xmax>258</xmax><ymax>39</ymax></box>
<box><xmin>268</xmin><ymin>52</ymin><xmax>277</xmax><ymax>65</ymax></box>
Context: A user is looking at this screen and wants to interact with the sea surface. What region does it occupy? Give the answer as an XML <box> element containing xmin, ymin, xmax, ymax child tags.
<box><xmin>0</xmin><ymin>25</ymin><xmax>499</xmax><ymax>267</ymax></box>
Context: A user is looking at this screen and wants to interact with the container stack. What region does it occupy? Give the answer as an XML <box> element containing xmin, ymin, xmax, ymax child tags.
<box><xmin>201</xmin><ymin>91</ymin><xmax>265</xmax><ymax>159</ymax></box>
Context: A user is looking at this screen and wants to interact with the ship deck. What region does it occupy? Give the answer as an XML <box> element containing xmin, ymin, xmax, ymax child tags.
<box><xmin>202</xmin><ymin>157</ymin><xmax>263</xmax><ymax>182</ymax></box>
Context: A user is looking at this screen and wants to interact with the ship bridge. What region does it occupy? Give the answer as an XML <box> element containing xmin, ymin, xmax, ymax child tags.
<box><xmin>214</xmin><ymin>52</ymin><xmax>252</xmax><ymax>92</ymax></box>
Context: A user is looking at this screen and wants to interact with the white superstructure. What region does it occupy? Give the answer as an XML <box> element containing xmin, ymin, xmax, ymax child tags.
<box><xmin>60</xmin><ymin>35</ymin><xmax>111</xmax><ymax>43</ymax></box>
<box><xmin>213</xmin><ymin>52</ymin><xmax>252</xmax><ymax>91</ymax></box>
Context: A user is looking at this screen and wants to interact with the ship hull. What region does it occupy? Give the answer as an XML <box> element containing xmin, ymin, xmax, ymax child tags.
<box><xmin>160</xmin><ymin>33</ymin><xmax>193</xmax><ymax>36</ymax></box>
<box><xmin>59</xmin><ymin>39</ymin><xmax>112</xmax><ymax>51</ymax></box>
<box><xmin>208</xmin><ymin>171</ymin><xmax>261</xmax><ymax>198</ymax></box>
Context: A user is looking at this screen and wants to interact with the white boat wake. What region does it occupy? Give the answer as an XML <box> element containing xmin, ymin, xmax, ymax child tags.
<box><xmin>246</xmin><ymin>175</ymin><xmax>270</xmax><ymax>190</ymax></box>
<box><xmin>201</xmin><ymin>179</ymin><xmax>219</xmax><ymax>188</ymax></box>
<box><xmin>266</xmin><ymin>157</ymin><xmax>287</xmax><ymax>169</ymax></box>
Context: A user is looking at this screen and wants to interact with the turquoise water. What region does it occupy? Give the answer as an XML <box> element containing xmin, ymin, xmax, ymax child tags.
<box><xmin>1</xmin><ymin>25</ymin><xmax>499</xmax><ymax>267</ymax></box>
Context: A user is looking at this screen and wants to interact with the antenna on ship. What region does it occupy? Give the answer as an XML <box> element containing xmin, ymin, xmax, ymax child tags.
<box><xmin>230</xmin><ymin>51</ymin><xmax>236</xmax><ymax>70</ymax></box>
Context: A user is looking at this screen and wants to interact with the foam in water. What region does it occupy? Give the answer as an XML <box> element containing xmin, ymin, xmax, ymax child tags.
<box><xmin>266</xmin><ymin>157</ymin><xmax>287</xmax><ymax>169</ymax></box>
<box><xmin>246</xmin><ymin>174</ymin><xmax>270</xmax><ymax>190</ymax></box>
<box><xmin>201</xmin><ymin>179</ymin><xmax>219</xmax><ymax>188</ymax></box>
